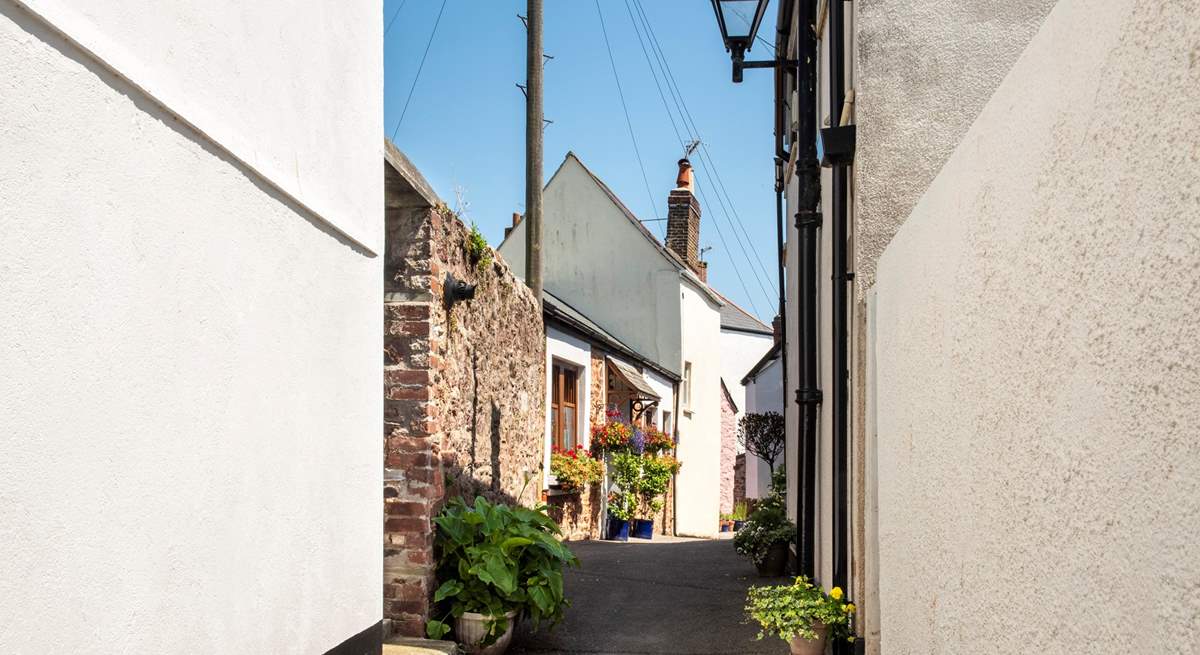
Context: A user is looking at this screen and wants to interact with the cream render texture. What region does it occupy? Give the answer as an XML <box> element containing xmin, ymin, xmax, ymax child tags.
<box><xmin>0</xmin><ymin>1</ymin><xmax>382</xmax><ymax>652</ymax></box>
<box><xmin>872</xmin><ymin>0</ymin><xmax>1200</xmax><ymax>651</ymax></box>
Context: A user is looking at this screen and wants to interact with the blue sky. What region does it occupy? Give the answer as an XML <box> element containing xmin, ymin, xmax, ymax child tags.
<box><xmin>384</xmin><ymin>0</ymin><xmax>780</xmax><ymax>321</ymax></box>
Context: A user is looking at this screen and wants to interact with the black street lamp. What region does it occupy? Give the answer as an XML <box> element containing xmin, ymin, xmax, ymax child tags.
<box><xmin>710</xmin><ymin>0</ymin><xmax>785</xmax><ymax>83</ymax></box>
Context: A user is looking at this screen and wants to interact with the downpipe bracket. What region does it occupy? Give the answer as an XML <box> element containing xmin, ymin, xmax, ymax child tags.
<box><xmin>795</xmin><ymin>210</ymin><xmax>823</xmax><ymax>229</ymax></box>
<box><xmin>795</xmin><ymin>388</ymin><xmax>823</xmax><ymax>405</ymax></box>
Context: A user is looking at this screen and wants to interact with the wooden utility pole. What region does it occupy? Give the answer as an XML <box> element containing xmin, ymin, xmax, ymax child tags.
<box><xmin>524</xmin><ymin>0</ymin><xmax>543</xmax><ymax>307</ymax></box>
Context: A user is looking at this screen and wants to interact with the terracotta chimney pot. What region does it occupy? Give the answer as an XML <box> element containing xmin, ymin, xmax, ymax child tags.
<box><xmin>675</xmin><ymin>158</ymin><xmax>694</xmax><ymax>191</ymax></box>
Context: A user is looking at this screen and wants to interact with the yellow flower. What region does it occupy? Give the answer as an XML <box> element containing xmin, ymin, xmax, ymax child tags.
<box><xmin>845</xmin><ymin>603</ymin><xmax>856</xmax><ymax>613</ymax></box>
<box><xmin>830</xmin><ymin>586</ymin><xmax>843</xmax><ymax>600</ymax></box>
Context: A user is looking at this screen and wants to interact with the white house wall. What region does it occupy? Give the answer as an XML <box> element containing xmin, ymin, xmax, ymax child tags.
<box><xmin>499</xmin><ymin>155</ymin><xmax>683</xmax><ymax>377</ymax></box>
<box><xmin>0</xmin><ymin>2</ymin><xmax>381</xmax><ymax>653</ymax></box>
<box><xmin>718</xmin><ymin>328</ymin><xmax>774</xmax><ymax>427</ymax></box>
<box><xmin>543</xmin><ymin>326</ymin><xmax>593</xmax><ymax>487</ymax></box>
<box><xmin>11</xmin><ymin>0</ymin><xmax>382</xmax><ymax>252</ymax></box>
<box><xmin>643</xmin><ymin>368</ymin><xmax>675</xmax><ymax>432</ymax></box>
<box><xmin>743</xmin><ymin>357</ymin><xmax>783</xmax><ymax>499</ymax></box>
<box><xmin>872</xmin><ymin>1</ymin><xmax>1200</xmax><ymax>651</ymax></box>
<box><xmin>673</xmin><ymin>280</ymin><xmax>723</xmax><ymax>538</ymax></box>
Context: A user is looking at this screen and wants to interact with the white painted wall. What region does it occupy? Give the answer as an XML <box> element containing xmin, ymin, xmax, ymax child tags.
<box><xmin>11</xmin><ymin>0</ymin><xmax>382</xmax><ymax>252</ymax></box>
<box><xmin>743</xmin><ymin>356</ymin><xmax>783</xmax><ymax>499</ymax></box>
<box><xmin>673</xmin><ymin>279</ymin><xmax>724</xmax><ymax>538</ymax></box>
<box><xmin>0</xmin><ymin>2</ymin><xmax>381</xmax><ymax>653</ymax></box>
<box><xmin>644</xmin><ymin>367</ymin><xmax>676</xmax><ymax>432</ymax></box>
<box><xmin>873</xmin><ymin>0</ymin><xmax>1200</xmax><ymax>651</ymax></box>
<box><xmin>543</xmin><ymin>326</ymin><xmax>593</xmax><ymax>488</ymax></box>
<box><xmin>719</xmin><ymin>328</ymin><xmax>774</xmax><ymax>428</ymax></box>
<box><xmin>499</xmin><ymin>154</ymin><xmax>683</xmax><ymax>377</ymax></box>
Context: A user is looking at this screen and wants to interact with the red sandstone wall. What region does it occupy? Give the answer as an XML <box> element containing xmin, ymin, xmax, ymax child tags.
<box><xmin>383</xmin><ymin>158</ymin><xmax>544</xmax><ymax>636</ymax></box>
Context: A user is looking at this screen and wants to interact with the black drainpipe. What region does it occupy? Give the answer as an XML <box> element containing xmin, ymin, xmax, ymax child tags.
<box><xmin>828</xmin><ymin>0</ymin><xmax>854</xmax><ymax>652</ymax></box>
<box><xmin>793</xmin><ymin>0</ymin><xmax>822</xmax><ymax>581</ymax></box>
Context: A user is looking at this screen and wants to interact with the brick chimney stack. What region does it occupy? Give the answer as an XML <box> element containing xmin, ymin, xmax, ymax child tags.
<box><xmin>666</xmin><ymin>158</ymin><xmax>705</xmax><ymax>281</ymax></box>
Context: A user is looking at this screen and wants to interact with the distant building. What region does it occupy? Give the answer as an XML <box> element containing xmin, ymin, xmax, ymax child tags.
<box><xmin>501</xmin><ymin>154</ymin><xmax>767</xmax><ymax>537</ymax></box>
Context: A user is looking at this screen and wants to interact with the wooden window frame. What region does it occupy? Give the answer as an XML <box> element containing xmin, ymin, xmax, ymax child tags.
<box><xmin>551</xmin><ymin>362</ymin><xmax>580</xmax><ymax>451</ymax></box>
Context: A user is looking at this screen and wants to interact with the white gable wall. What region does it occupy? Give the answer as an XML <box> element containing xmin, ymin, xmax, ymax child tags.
<box><xmin>674</xmin><ymin>279</ymin><xmax>723</xmax><ymax>537</ymax></box>
<box><xmin>499</xmin><ymin>155</ymin><xmax>683</xmax><ymax>377</ymax></box>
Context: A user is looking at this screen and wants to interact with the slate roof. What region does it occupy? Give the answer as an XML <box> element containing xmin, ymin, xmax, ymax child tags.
<box><xmin>710</xmin><ymin>288</ymin><xmax>772</xmax><ymax>334</ymax></box>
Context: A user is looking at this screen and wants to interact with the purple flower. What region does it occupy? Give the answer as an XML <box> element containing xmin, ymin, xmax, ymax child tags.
<box><xmin>630</xmin><ymin>429</ymin><xmax>646</xmax><ymax>454</ymax></box>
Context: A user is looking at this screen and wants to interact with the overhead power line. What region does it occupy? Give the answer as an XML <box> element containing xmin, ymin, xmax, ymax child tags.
<box><xmin>594</xmin><ymin>0</ymin><xmax>664</xmax><ymax>239</ymax></box>
<box><xmin>384</xmin><ymin>0</ymin><xmax>409</xmax><ymax>36</ymax></box>
<box><xmin>391</xmin><ymin>0</ymin><xmax>448</xmax><ymax>141</ymax></box>
<box><xmin>628</xmin><ymin>0</ymin><xmax>777</xmax><ymax>311</ymax></box>
<box><xmin>632</xmin><ymin>1</ymin><xmax>776</xmax><ymax>303</ymax></box>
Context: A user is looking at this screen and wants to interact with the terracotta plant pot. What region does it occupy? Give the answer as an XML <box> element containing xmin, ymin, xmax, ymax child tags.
<box><xmin>455</xmin><ymin>610</ymin><xmax>518</xmax><ymax>655</ymax></box>
<box><xmin>787</xmin><ymin>623</ymin><xmax>827</xmax><ymax>655</ymax></box>
<box><xmin>755</xmin><ymin>541</ymin><xmax>789</xmax><ymax>577</ymax></box>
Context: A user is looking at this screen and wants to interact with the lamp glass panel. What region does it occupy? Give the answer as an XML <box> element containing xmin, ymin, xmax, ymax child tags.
<box><xmin>718</xmin><ymin>0</ymin><xmax>761</xmax><ymax>39</ymax></box>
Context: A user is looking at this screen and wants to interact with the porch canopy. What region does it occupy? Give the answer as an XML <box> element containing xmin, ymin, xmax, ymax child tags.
<box><xmin>606</xmin><ymin>357</ymin><xmax>660</xmax><ymax>401</ymax></box>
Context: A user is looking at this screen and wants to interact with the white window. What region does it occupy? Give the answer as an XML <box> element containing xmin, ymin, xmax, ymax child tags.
<box><xmin>681</xmin><ymin>361</ymin><xmax>692</xmax><ymax>410</ymax></box>
<box><xmin>662</xmin><ymin>410</ymin><xmax>673</xmax><ymax>436</ymax></box>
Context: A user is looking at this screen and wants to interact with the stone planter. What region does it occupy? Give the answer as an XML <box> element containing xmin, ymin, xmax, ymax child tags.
<box><xmin>787</xmin><ymin>623</ymin><xmax>827</xmax><ymax>655</ymax></box>
<box><xmin>755</xmin><ymin>541</ymin><xmax>789</xmax><ymax>577</ymax></box>
<box><xmin>455</xmin><ymin>610</ymin><xmax>518</xmax><ymax>655</ymax></box>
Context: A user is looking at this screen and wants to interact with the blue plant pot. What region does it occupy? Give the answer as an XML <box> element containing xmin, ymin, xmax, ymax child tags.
<box><xmin>605</xmin><ymin>517</ymin><xmax>629</xmax><ymax>541</ymax></box>
<box><xmin>733</xmin><ymin>520</ymin><xmax>746</xmax><ymax>531</ymax></box>
<box><xmin>632</xmin><ymin>519</ymin><xmax>654</xmax><ymax>540</ymax></box>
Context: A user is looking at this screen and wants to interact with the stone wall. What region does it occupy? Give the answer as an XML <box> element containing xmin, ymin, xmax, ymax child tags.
<box><xmin>589</xmin><ymin>350</ymin><xmax>607</xmax><ymax>426</ymax></box>
<box><xmin>547</xmin><ymin>486</ymin><xmax>602</xmax><ymax>542</ymax></box>
<box><xmin>383</xmin><ymin>145</ymin><xmax>545</xmax><ymax>637</ymax></box>
<box><xmin>719</xmin><ymin>387</ymin><xmax>737</xmax><ymax>515</ymax></box>
<box><xmin>733</xmin><ymin>453</ymin><xmax>746</xmax><ymax>508</ymax></box>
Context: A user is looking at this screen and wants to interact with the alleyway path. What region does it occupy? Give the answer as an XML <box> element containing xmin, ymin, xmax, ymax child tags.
<box><xmin>512</xmin><ymin>536</ymin><xmax>788</xmax><ymax>655</ymax></box>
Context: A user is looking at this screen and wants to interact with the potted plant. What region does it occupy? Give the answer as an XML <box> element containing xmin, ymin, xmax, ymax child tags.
<box><xmin>632</xmin><ymin>454</ymin><xmax>679</xmax><ymax>539</ymax></box>
<box><xmin>605</xmin><ymin>491</ymin><xmax>634</xmax><ymax>541</ymax></box>
<box><xmin>731</xmin><ymin>501</ymin><xmax>748</xmax><ymax>531</ymax></box>
<box><xmin>745</xmin><ymin>577</ymin><xmax>855</xmax><ymax>655</ymax></box>
<box><xmin>719</xmin><ymin>513</ymin><xmax>733</xmax><ymax>532</ymax></box>
<box><xmin>641</xmin><ymin>425</ymin><xmax>674</xmax><ymax>455</ymax></box>
<box><xmin>589</xmin><ymin>410</ymin><xmax>633</xmax><ymax>453</ymax></box>
<box><xmin>426</xmin><ymin>496</ymin><xmax>579</xmax><ymax>654</ymax></box>
<box><xmin>734</xmin><ymin>470</ymin><xmax>795</xmax><ymax>576</ymax></box>
<box><xmin>549</xmin><ymin>444</ymin><xmax>604</xmax><ymax>491</ymax></box>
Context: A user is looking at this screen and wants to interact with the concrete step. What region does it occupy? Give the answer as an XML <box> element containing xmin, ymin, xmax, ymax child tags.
<box><xmin>382</xmin><ymin>636</ymin><xmax>460</xmax><ymax>655</ymax></box>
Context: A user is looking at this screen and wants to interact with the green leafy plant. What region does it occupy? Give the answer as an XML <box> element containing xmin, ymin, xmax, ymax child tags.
<box><xmin>467</xmin><ymin>222</ymin><xmax>492</xmax><ymax>272</ymax></box>
<box><xmin>745</xmin><ymin>576</ymin><xmax>855</xmax><ymax>644</ymax></box>
<box><xmin>426</xmin><ymin>496</ymin><xmax>579</xmax><ymax>644</ymax></box>
<box><xmin>606</xmin><ymin>491</ymin><xmax>636</xmax><ymax>521</ymax></box>
<box><xmin>731</xmin><ymin>501</ymin><xmax>749</xmax><ymax>521</ymax></box>
<box><xmin>734</xmin><ymin>468</ymin><xmax>795</xmax><ymax>565</ymax></box>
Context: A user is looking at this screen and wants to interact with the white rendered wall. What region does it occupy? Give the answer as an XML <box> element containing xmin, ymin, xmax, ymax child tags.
<box><xmin>872</xmin><ymin>0</ymin><xmax>1200</xmax><ymax>651</ymax></box>
<box><xmin>499</xmin><ymin>154</ymin><xmax>684</xmax><ymax>377</ymax></box>
<box><xmin>673</xmin><ymin>281</ymin><xmax>723</xmax><ymax>537</ymax></box>
<box><xmin>718</xmin><ymin>328</ymin><xmax>774</xmax><ymax>428</ymax></box>
<box><xmin>743</xmin><ymin>357</ymin><xmax>782</xmax><ymax>499</ymax></box>
<box><xmin>644</xmin><ymin>368</ymin><xmax>676</xmax><ymax>432</ymax></box>
<box><xmin>0</xmin><ymin>3</ymin><xmax>381</xmax><ymax>653</ymax></box>
<box><xmin>12</xmin><ymin>0</ymin><xmax>383</xmax><ymax>252</ymax></box>
<box><xmin>543</xmin><ymin>327</ymin><xmax>593</xmax><ymax>487</ymax></box>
